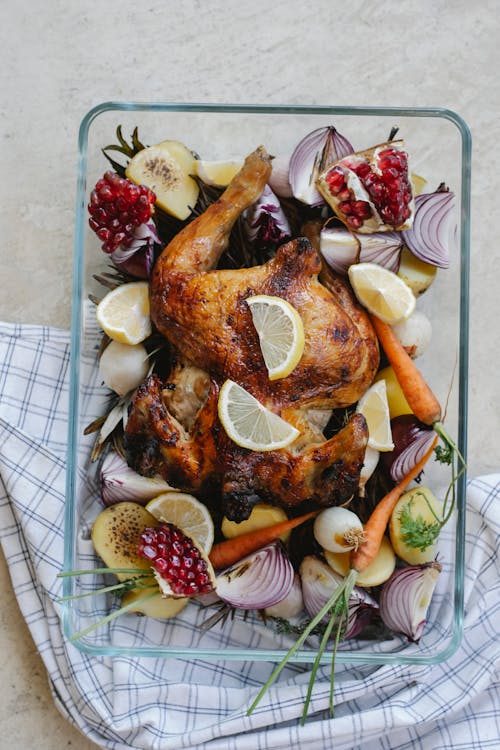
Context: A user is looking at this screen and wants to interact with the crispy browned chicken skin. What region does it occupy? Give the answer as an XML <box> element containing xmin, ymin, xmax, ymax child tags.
<box><xmin>125</xmin><ymin>147</ymin><xmax>379</xmax><ymax>520</ymax></box>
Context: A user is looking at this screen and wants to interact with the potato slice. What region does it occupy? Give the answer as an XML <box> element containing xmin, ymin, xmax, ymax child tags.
<box><xmin>91</xmin><ymin>502</ymin><xmax>158</xmax><ymax>581</ymax></box>
<box><xmin>126</xmin><ymin>140</ymin><xmax>199</xmax><ymax>220</ymax></box>
<box><xmin>324</xmin><ymin>535</ymin><xmax>396</xmax><ymax>587</ymax></box>
<box><xmin>397</xmin><ymin>246</ymin><xmax>437</xmax><ymax>296</ymax></box>
<box><xmin>389</xmin><ymin>487</ymin><xmax>442</xmax><ymax>565</ymax></box>
<box><xmin>122</xmin><ymin>588</ymin><xmax>189</xmax><ymax>619</ymax></box>
<box><xmin>221</xmin><ymin>503</ymin><xmax>290</xmax><ymax>542</ymax></box>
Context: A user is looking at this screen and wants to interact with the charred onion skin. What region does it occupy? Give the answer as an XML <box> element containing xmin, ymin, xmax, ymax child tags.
<box><xmin>126</xmin><ymin>147</ymin><xmax>379</xmax><ymax>520</ymax></box>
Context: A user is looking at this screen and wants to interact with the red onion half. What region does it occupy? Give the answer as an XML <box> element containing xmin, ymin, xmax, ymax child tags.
<box><xmin>300</xmin><ymin>556</ymin><xmax>378</xmax><ymax>638</ymax></box>
<box><xmin>215</xmin><ymin>543</ymin><xmax>294</xmax><ymax>610</ymax></box>
<box><xmin>401</xmin><ymin>190</ymin><xmax>456</xmax><ymax>269</ymax></box>
<box><xmin>244</xmin><ymin>185</ymin><xmax>291</xmax><ymax>251</ymax></box>
<box><xmin>382</xmin><ymin>415</ymin><xmax>436</xmax><ymax>483</ymax></box>
<box><xmin>379</xmin><ymin>562</ymin><xmax>442</xmax><ymax>641</ymax></box>
<box><xmin>289</xmin><ymin>126</ymin><xmax>354</xmax><ymax>206</ymax></box>
<box><xmin>320</xmin><ymin>226</ymin><xmax>402</xmax><ymax>276</ymax></box>
<box><xmin>100</xmin><ymin>451</ymin><xmax>174</xmax><ymax>506</ymax></box>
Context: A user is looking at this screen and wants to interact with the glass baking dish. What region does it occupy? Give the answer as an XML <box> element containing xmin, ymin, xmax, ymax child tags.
<box><xmin>63</xmin><ymin>102</ymin><xmax>470</xmax><ymax>664</ymax></box>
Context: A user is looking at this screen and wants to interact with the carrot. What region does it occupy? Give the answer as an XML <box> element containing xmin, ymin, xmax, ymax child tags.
<box><xmin>370</xmin><ymin>314</ymin><xmax>441</xmax><ymax>426</ymax></box>
<box><xmin>209</xmin><ymin>510</ymin><xmax>319</xmax><ymax>570</ymax></box>
<box><xmin>350</xmin><ymin>436</ymin><xmax>438</xmax><ymax>573</ymax></box>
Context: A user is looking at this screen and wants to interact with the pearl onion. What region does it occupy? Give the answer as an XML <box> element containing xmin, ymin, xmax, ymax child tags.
<box><xmin>313</xmin><ymin>506</ymin><xmax>364</xmax><ymax>553</ymax></box>
<box><xmin>98</xmin><ymin>341</ymin><xmax>149</xmax><ymax>397</ymax></box>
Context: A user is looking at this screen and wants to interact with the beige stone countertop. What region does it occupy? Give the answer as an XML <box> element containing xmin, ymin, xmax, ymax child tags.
<box><xmin>0</xmin><ymin>1</ymin><xmax>498</xmax><ymax>748</ymax></box>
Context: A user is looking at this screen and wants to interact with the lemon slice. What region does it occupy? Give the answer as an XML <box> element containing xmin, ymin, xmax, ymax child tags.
<box><xmin>348</xmin><ymin>262</ymin><xmax>416</xmax><ymax>324</ymax></box>
<box><xmin>246</xmin><ymin>295</ymin><xmax>305</xmax><ymax>381</ymax></box>
<box><xmin>356</xmin><ymin>380</ymin><xmax>394</xmax><ymax>451</ymax></box>
<box><xmin>96</xmin><ymin>282</ymin><xmax>152</xmax><ymax>345</ymax></box>
<box><xmin>145</xmin><ymin>492</ymin><xmax>214</xmax><ymax>554</ymax></box>
<box><xmin>218</xmin><ymin>379</ymin><xmax>300</xmax><ymax>451</ymax></box>
<box><xmin>194</xmin><ymin>159</ymin><xmax>243</xmax><ymax>187</ymax></box>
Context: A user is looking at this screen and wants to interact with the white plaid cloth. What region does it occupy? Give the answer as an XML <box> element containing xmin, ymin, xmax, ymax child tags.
<box><xmin>0</xmin><ymin>320</ymin><xmax>499</xmax><ymax>750</ymax></box>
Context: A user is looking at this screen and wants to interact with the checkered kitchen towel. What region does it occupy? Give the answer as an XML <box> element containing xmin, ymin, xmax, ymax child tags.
<box><xmin>0</xmin><ymin>320</ymin><xmax>499</xmax><ymax>750</ymax></box>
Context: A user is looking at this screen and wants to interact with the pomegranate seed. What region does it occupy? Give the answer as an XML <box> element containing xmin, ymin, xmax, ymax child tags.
<box><xmin>154</xmin><ymin>558</ymin><xmax>169</xmax><ymax>574</ymax></box>
<box><xmin>347</xmin><ymin>216</ymin><xmax>363</xmax><ymax>228</ymax></box>
<box><xmin>352</xmin><ymin>200</ymin><xmax>371</xmax><ymax>219</ymax></box>
<box><xmin>338</xmin><ymin>189</ymin><xmax>351</xmax><ymax>201</ymax></box>
<box><xmin>339</xmin><ymin>201</ymin><xmax>352</xmax><ymax>215</ymax></box>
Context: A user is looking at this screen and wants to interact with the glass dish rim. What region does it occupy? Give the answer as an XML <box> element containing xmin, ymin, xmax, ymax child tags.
<box><xmin>64</xmin><ymin>101</ymin><xmax>471</xmax><ymax>663</ymax></box>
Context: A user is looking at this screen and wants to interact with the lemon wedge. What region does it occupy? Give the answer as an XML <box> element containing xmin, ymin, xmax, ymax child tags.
<box><xmin>194</xmin><ymin>159</ymin><xmax>243</xmax><ymax>187</ymax></box>
<box><xmin>348</xmin><ymin>262</ymin><xmax>416</xmax><ymax>324</ymax></box>
<box><xmin>246</xmin><ymin>295</ymin><xmax>305</xmax><ymax>381</ymax></box>
<box><xmin>218</xmin><ymin>379</ymin><xmax>300</xmax><ymax>452</ymax></box>
<box><xmin>356</xmin><ymin>380</ymin><xmax>394</xmax><ymax>452</ymax></box>
<box><xmin>96</xmin><ymin>281</ymin><xmax>152</xmax><ymax>345</ymax></box>
<box><xmin>146</xmin><ymin>492</ymin><xmax>214</xmax><ymax>554</ymax></box>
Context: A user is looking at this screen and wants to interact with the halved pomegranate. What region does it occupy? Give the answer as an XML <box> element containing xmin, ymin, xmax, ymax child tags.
<box><xmin>317</xmin><ymin>140</ymin><xmax>415</xmax><ymax>234</ymax></box>
<box><xmin>137</xmin><ymin>522</ymin><xmax>216</xmax><ymax>597</ymax></box>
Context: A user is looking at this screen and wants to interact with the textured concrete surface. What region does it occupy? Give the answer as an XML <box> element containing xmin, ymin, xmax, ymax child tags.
<box><xmin>0</xmin><ymin>1</ymin><xmax>498</xmax><ymax>748</ymax></box>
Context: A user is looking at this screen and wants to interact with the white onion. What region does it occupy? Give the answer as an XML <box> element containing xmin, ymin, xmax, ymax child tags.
<box><xmin>320</xmin><ymin>226</ymin><xmax>402</xmax><ymax>276</ymax></box>
<box><xmin>313</xmin><ymin>507</ymin><xmax>364</xmax><ymax>553</ymax></box>
<box><xmin>391</xmin><ymin>310</ymin><xmax>432</xmax><ymax>359</ymax></box>
<box><xmin>379</xmin><ymin>562</ymin><xmax>442</xmax><ymax>641</ymax></box>
<box><xmin>215</xmin><ymin>543</ymin><xmax>294</xmax><ymax>610</ymax></box>
<box><xmin>99</xmin><ymin>341</ymin><xmax>150</xmax><ymax>397</ymax></box>
<box><xmin>289</xmin><ymin>126</ymin><xmax>354</xmax><ymax>206</ymax></box>
<box><xmin>100</xmin><ymin>451</ymin><xmax>175</xmax><ymax>505</ymax></box>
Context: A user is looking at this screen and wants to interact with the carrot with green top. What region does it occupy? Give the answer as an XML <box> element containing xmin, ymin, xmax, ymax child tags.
<box><xmin>350</xmin><ymin>436</ymin><xmax>438</xmax><ymax>572</ymax></box>
<box><xmin>209</xmin><ymin>510</ymin><xmax>319</xmax><ymax>570</ymax></box>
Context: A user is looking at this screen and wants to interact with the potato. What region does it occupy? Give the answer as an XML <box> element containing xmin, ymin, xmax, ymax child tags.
<box><xmin>221</xmin><ymin>503</ymin><xmax>290</xmax><ymax>542</ymax></box>
<box><xmin>91</xmin><ymin>502</ymin><xmax>158</xmax><ymax>581</ymax></box>
<box><xmin>375</xmin><ymin>365</ymin><xmax>412</xmax><ymax>419</ymax></box>
<box><xmin>122</xmin><ymin>588</ymin><xmax>189</xmax><ymax>619</ymax></box>
<box><xmin>324</xmin><ymin>535</ymin><xmax>396</xmax><ymax>587</ymax></box>
<box><xmin>397</xmin><ymin>246</ymin><xmax>437</xmax><ymax>296</ymax></box>
<box><xmin>389</xmin><ymin>486</ymin><xmax>442</xmax><ymax>565</ymax></box>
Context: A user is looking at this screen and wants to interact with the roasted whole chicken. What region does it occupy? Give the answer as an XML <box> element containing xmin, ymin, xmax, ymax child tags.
<box><xmin>125</xmin><ymin>147</ymin><xmax>380</xmax><ymax>521</ymax></box>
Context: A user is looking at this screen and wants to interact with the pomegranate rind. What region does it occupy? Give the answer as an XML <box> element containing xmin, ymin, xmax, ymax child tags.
<box><xmin>317</xmin><ymin>140</ymin><xmax>415</xmax><ymax>234</ymax></box>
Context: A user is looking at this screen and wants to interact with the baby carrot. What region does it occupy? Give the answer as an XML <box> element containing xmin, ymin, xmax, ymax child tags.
<box><xmin>370</xmin><ymin>314</ymin><xmax>441</xmax><ymax>426</ymax></box>
<box><xmin>350</xmin><ymin>436</ymin><xmax>438</xmax><ymax>573</ymax></box>
<box><xmin>209</xmin><ymin>510</ymin><xmax>319</xmax><ymax>570</ymax></box>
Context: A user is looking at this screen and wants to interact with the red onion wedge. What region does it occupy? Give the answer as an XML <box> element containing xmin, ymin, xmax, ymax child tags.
<box><xmin>300</xmin><ymin>555</ymin><xmax>378</xmax><ymax>638</ymax></box>
<box><xmin>244</xmin><ymin>185</ymin><xmax>291</xmax><ymax>251</ymax></box>
<box><xmin>215</xmin><ymin>543</ymin><xmax>294</xmax><ymax>611</ymax></box>
<box><xmin>320</xmin><ymin>226</ymin><xmax>402</xmax><ymax>276</ymax></box>
<box><xmin>110</xmin><ymin>219</ymin><xmax>160</xmax><ymax>278</ymax></box>
<box><xmin>100</xmin><ymin>451</ymin><xmax>175</xmax><ymax>506</ymax></box>
<box><xmin>382</xmin><ymin>415</ymin><xmax>436</xmax><ymax>483</ymax></box>
<box><xmin>289</xmin><ymin>126</ymin><xmax>354</xmax><ymax>206</ymax></box>
<box><xmin>401</xmin><ymin>190</ymin><xmax>456</xmax><ymax>269</ymax></box>
<box><xmin>379</xmin><ymin>561</ymin><xmax>442</xmax><ymax>642</ymax></box>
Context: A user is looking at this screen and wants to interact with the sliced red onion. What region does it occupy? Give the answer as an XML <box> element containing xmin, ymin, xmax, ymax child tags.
<box><xmin>110</xmin><ymin>220</ymin><xmax>160</xmax><ymax>278</ymax></box>
<box><xmin>215</xmin><ymin>543</ymin><xmax>294</xmax><ymax>610</ymax></box>
<box><xmin>401</xmin><ymin>190</ymin><xmax>456</xmax><ymax>269</ymax></box>
<box><xmin>382</xmin><ymin>415</ymin><xmax>436</xmax><ymax>483</ymax></box>
<box><xmin>320</xmin><ymin>226</ymin><xmax>402</xmax><ymax>275</ymax></box>
<box><xmin>264</xmin><ymin>573</ymin><xmax>304</xmax><ymax>619</ymax></box>
<box><xmin>300</xmin><ymin>555</ymin><xmax>378</xmax><ymax>638</ymax></box>
<box><xmin>289</xmin><ymin>126</ymin><xmax>354</xmax><ymax>206</ymax></box>
<box><xmin>268</xmin><ymin>154</ymin><xmax>293</xmax><ymax>198</ymax></box>
<box><xmin>379</xmin><ymin>562</ymin><xmax>442</xmax><ymax>641</ymax></box>
<box><xmin>100</xmin><ymin>450</ymin><xmax>175</xmax><ymax>506</ymax></box>
<box><xmin>244</xmin><ymin>185</ymin><xmax>291</xmax><ymax>251</ymax></box>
